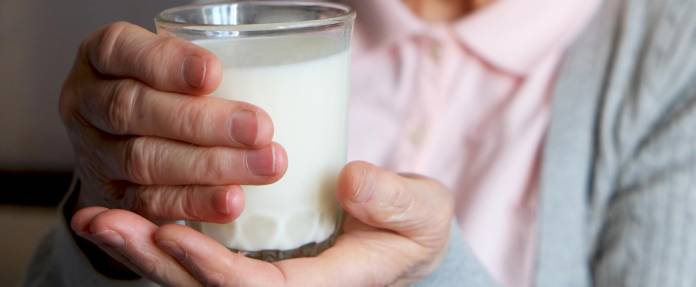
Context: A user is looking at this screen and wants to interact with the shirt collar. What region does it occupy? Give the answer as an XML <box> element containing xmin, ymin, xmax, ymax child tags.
<box><xmin>346</xmin><ymin>0</ymin><xmax>426</xmax><ymax>49</ymax></box>
<box><xmin>347</xmin><ymin>0</ymin><xmax>600</xmax><ymax>76</ymax></box>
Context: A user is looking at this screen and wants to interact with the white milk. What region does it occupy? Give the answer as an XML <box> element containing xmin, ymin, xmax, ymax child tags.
<box><xmin>190</xmin><ymin>37</ymin><xmax>349</xmax><ymax>251</ymax></box>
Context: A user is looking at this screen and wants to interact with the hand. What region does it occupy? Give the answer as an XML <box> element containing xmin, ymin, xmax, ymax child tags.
<box><xmin>71</xmin><ymin>161</ymin><xmax>454</xmax><ymax>287</ymax></box>
<box><xmin>59</xmin><ymin>21</ymin><xmax>287</xmax><ymax>223</ymax></box>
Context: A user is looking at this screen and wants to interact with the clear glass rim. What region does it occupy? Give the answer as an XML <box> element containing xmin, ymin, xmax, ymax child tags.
<box><xmin>155</xmin><ymin>1</ymin><xmax>355</xmax><ymax>32</ymax></box>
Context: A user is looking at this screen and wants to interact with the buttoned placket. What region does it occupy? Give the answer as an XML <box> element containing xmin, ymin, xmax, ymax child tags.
<box><xmin>393</xmin><ymin>26</ymin><xmax>454</xmax><ymax>173</ymax></box>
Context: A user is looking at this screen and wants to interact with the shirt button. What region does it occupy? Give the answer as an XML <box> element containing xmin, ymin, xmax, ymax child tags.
<box><xmin>409</xmin><ymin>122</ymin><xmax>427</xmax><ymax>147</ymax></box>
<box><xmin>430</xmin><ymin>41</ymin><xmax>442</xmax><ymax>62</ymax></box>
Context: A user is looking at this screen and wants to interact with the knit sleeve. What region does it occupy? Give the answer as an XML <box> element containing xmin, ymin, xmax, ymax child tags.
<box><xmin>591</xmin><ymin>0</ymin><xmax>696</xmax><ymax>285</ymax></box>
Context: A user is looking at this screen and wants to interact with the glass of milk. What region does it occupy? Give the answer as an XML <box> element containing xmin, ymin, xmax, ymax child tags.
<box><xmin>155</xmin><ymin>1</ymin><xmax>354</xmax><ymax>261</ymax></box>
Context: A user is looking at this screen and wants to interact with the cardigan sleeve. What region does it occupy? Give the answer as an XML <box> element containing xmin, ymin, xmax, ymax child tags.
<box><xmin>21</xmin><ymin>179</ymin><xmax>156</xmax><ymax>287</ymax></box>
<box><xmin>590</xmin><ymin>0</ymin><xmax>696</xmax><ymax>285</ymax></box>
<box><xmin>414</xmin><ymin>222</ymin><xmax>499</xmax><ymax>287</ymax></box>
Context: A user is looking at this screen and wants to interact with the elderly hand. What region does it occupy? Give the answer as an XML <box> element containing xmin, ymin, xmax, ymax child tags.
<box><xmin>59</xmin><ymin>21</ymin><xmax>287</xmax><ymax>223</ymax></box>
<box><xmin>71</xmin><ymin>161</ymin><xmax>454</xmax><ymax>287</ymax></box>
<box><xmin>63</xmin><ymin>21</ymin><xmax>454</xmax><ymax>286</ymax></box>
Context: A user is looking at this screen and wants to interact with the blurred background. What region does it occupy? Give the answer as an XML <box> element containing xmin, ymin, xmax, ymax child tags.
<box><xmin>0</xmin><ymin>0</ymin><xmax>189</xmax><ymax>285</ymax></box>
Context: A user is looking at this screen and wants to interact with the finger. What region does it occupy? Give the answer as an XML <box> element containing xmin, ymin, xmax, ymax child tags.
<box><xmin>119</xmin><ymin>184</ymin><xmax>244</xmax><ymax>223</ymax></box>
<box><xmin>154</xmin><ymin>220</ymin><xmax>425</xmax><ymax>287</ymax></box>
<box><xmin>72</xmin><ymin>208</ymin><xmax>203</xmax><ymax>287</ymax></box>
<box><xmin>111</xmin><ymin>138</ymin><xmax>286</xmax><ymax>185</ymax></box>
<box><xmin>80</xmin><ymin>125</ymin><xmax>287</xmax><ymax>185</ymax></box>
<box><xmin>76</xmin><ymin>78</ymin><xmax>273</xmax><ymax>148</ymax></box>
<box><xmin>336</xmin><ymin>161</ymin><xmax>454</xmax><ymax>245</ymax></box>
<box><xmin>275</xmin><ymin>221</ymin><xmax>427</xmax><ymax>287</ymax></box>
<box><xmin>154</xmin><ymin>224</ymin><xmax>285</xmax><ymax>287</ymax></box>
<box><xmin>81</xmin><ymin>21</ymin><xmax>220</xmax><ymax>94</ymax></box>
<box><xmin>70</xmin><ymin>206</ymin><xmax>109</xmax><ymax>236</ymax></box>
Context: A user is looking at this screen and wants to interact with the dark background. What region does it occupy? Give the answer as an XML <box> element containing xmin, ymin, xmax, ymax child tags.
<box><xmin>0</xmin><ymin>1</ymin><xmax>190</xmax><ymax>285</ymax></box>
<box><xmin>0</xmin><ymin>171</ymin><xmax>72</xmax><ymax>206</ymax></box>
<box><xmin>0</xmin><ymin>0</ymin><xmax>190</xmax><ymax>207</ymax></box>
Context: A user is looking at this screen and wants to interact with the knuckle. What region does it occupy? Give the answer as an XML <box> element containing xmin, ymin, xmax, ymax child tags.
<box><xmin>389</xmin><ymin>181</ymin><xmax>413</xmax><ymax>212</ymax></box>
<box><xmin>377</xmin><ymin>180</ymin><xmax>414</xmax><ymax>223</ymax></box>
<box><xmin>176</xmin><ymin>99</ymin><xmax>209</xmax><ymax>142</ymax></box>
<box><xmin>198</xmin><ymin>148</ymin><xmax>227</xmax><ymax>183</ymax></box>
<box><xmin>123</xmin><ymin>137</ymin><xmax>153</xmax><ymax>183</ymax></box>
<box><xmin>122</xmin><ymin>186</ymin><xmax>148</xmax><ymax>214</ymax></box>
<box><xmin>154</xmin><ymin>35</ymin><xmax>182</xmax><ymax>53</ymax></box>
<box><xmin>58</xmin><ymin>81</ymin><xmax>78</xmax><ymax>125</ymax></box>
<box><xmin>137</xmin><ymin>36</ymin><xmax>174</xmax><ymax>80</ymax></box>
<box><xmin>177</xmin><ymin>185</ymin><xmax>202</xmax><ymax>220</ymax></box>
<box><xmin>146</xmin><ymin>35</ymin><xmax>178</xmax><ymax>54</ymax></box>
<box><xmin>107</xmin><ymin>79</ymin><xmax>142</xmax><ymax>134</ymax></box>
<box><xmin>92</xmin><ymin>21</ymin><xmax>131</xmax><ymax>73</ymax></box>
<box><xmin>136</xmin><ymin>35</ymin><xmax>185</xmax><ymax>85</ymax></box>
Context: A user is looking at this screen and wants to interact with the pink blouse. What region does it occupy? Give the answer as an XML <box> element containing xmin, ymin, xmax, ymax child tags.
<box><xmin>345</xmin><ymin>0</ymin><xmax>599</xmax><ymax>286</ymax></box>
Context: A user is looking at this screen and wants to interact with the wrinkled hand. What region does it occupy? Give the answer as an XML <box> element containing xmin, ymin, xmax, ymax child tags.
<box><xmin>72</xmin><ymin>161</ymin><xmax>454</xmax><ymax>287</ymax></box>
<box><xmin>59</xmin><ymin>21</ymin><xmax>287</xmax><ymax>223</ymax></box>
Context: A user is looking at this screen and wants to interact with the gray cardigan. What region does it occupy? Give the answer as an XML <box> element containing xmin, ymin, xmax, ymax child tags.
<box><xmin>24</xmin><ymin>0</ymin><xmax>696</xmax><ymax>286</ymax></box>
<box><xmin>419</xmin><ymin>0</ymin><xmax>696</xmax><ymax>285</ymax></box>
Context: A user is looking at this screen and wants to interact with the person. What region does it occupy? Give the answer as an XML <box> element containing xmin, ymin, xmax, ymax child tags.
<box><xmin>23</xmin><ymin>0</ymin><xmax>696</xmax><ymax>286</ymax></box>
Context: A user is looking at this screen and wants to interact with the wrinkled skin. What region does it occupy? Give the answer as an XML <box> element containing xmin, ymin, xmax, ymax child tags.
<box><xmin>61</xmin><ymin>22</ymin><xmax>454</xmax><ymax>287</ymax></box>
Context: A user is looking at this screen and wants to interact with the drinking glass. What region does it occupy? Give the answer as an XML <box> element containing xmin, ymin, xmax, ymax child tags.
<box><xmin>155</xmin><ymin>1</ymin><xmax>355</xmax><ymax>261</ymax></box>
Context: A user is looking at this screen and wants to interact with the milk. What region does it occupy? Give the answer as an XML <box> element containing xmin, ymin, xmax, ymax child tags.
<box><xmin>189</xmin><ymin>36</ymin><xmax>349</xmax><ymax>252</ymax></box>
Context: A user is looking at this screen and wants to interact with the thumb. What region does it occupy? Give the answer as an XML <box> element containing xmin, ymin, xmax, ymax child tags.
<box><xmin>337</xmin><ymin>161</ymin><xmax>454</xmax><ymax>245</ymax></box>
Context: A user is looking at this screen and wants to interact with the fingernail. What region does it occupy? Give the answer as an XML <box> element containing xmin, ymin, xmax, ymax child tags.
<box><xmin>245</xmin><ymin>145</ymin><xmax>277</xmax><ymax>176</ymax></box>
<box><xmin>183</xmin><ymin>55</ymin><xmax>207</xmax><ymax>88</ymax></box>
<box><xmin>91</xmin><ymin>230</ymin><xmax>125</xmax><ymax>248</ymax></box>
<box><xmin>352</xmin><ymin>168</ymin><xmax>375</xmax><ymax>203</ymax></box>
<box><xmin>214</xmin><ymin>189</ymin><xmax>232</xmax><ymax>215</ymax></box>
<box><xmin>157</xmin><ymin>239</ymin><xmax>185</xmax><ymax>261</ymax></box>
<box><xmin>230</xmin><ymin>110</ymin><xmax>258</xmax><ymax>146</ymax></box>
